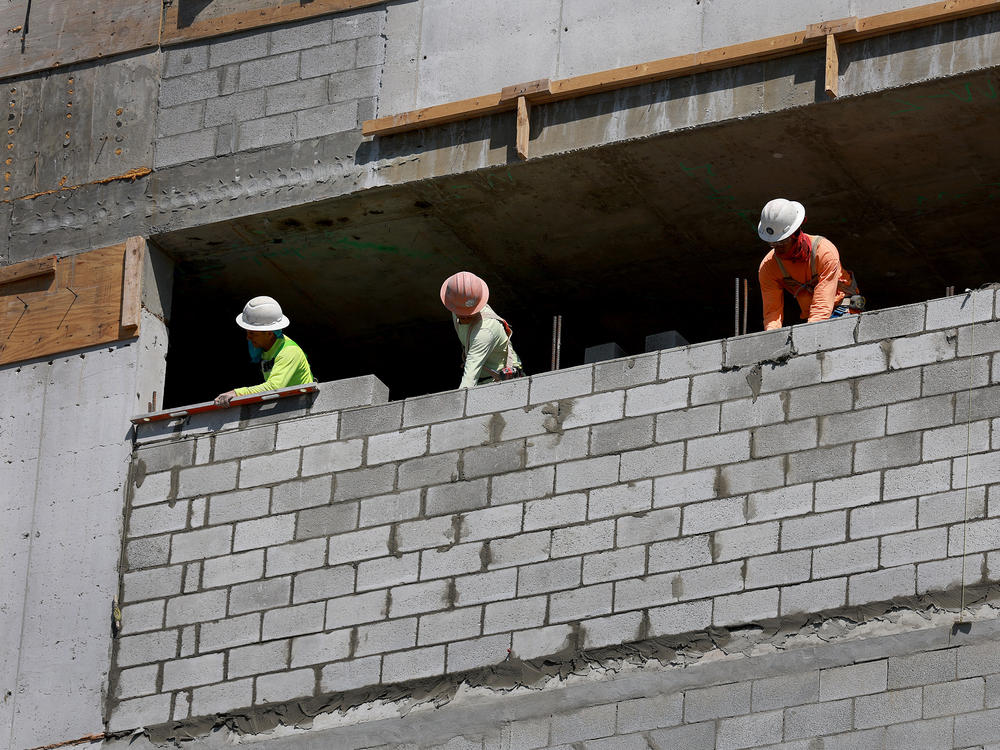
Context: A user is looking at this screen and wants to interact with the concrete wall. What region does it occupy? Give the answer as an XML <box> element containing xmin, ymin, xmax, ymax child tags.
<box><xmin>110</xmin><ymin>289</ymin><xmax>1000</xmax><ymax>740</ymax></box>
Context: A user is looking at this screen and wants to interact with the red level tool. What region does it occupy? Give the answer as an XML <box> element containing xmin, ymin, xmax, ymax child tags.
<box><xmin>130</xmin><ymin>383</ymin><xmax>319</xmax><ymax>424</ymax></box>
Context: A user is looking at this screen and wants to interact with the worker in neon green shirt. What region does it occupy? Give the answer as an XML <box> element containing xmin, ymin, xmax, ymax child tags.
<box><xmin>215</xmin><ymin>296</ymin><xmax>314</xmax><ymax>406</ymax></box>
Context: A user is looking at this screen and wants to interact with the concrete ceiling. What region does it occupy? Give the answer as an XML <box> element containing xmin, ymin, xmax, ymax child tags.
<box><xmin>155</xmin><ymin>68</ymin><xmax>1000</xmax><ymax>405</ymax></box>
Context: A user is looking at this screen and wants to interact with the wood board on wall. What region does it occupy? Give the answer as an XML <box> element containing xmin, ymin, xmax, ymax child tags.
<box><xmin>0</xmin><ymin>238</ymin><xmax>143</xmax><ymax>365</ymax></box>
<box><xmin>0</xmin><ymin>0</ymin><xmax>161</xmax><ymax>81</ymax></box>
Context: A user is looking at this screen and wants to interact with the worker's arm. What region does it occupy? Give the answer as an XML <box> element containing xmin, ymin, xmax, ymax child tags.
<box><xmin>459</xmin><ymin>328</ymin><xmax>496</xmax><ymax>388</ymax></box>
<box><xmin>759</xmin><ymin>257</ymin><xmax>785</xmax><ymax>331</ymax></box>
<box><xmin>805</xmin><ymin>240</ymin><xmax>842</xmax><ymax>322</ymax></box>
<box><xmin>234</xmin><ymin>348</ymin><xmax>304</xmax><ymax>396</ymax></box>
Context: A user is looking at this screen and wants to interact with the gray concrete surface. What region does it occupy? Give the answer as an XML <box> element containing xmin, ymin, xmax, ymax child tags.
<box><xmin>0</xmin><ymin>271</ymin><xmax>170</xmax><ymax>750</ymax></box>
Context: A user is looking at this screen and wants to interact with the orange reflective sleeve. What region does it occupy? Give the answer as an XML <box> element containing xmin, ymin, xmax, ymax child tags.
<box><xmin>758</xmin><ymin>253</ymin><xmax>786</xmax><ymax>330</ymax></box>
<box><xmin>805</xmin><ymin>238</ymin><xmax>845</xmax><ymax>322</ymax></box>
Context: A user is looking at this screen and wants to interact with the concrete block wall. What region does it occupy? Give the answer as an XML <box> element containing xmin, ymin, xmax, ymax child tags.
<box><xmin>111</xmin><ymin>290</ymin><xmax>1000</xmax><ymax>732</ymax></box>
<box><xmin>154</xmin><ymin>7</ymin><xmax>386</xmax><ymax>168</ymax></box>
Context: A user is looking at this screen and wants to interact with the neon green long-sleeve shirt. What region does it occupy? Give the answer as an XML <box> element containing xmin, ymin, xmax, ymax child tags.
<box><xmin>453</xmin><ymin>306</ymin><xmax>522</xmax><ymax>388</ymax></box>
<box><xmin>234</xmin><ymin>335</ymin><xmax>314</xmax><ymax>395</ymax></box>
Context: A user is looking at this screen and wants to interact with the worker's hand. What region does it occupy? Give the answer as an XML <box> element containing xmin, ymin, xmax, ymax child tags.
<box><xmin>214</xmin><ymin>390</ymin><xmax>237</xmax><ymax>407</ymax></box>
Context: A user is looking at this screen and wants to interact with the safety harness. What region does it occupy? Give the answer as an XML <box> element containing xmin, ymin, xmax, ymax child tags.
<box><xmin>458</xmin><ymin>310</ymin><xmax>523</xmax><ymax>382</ymax></box>
<box><xmin>773</xmin><ymin>234</ymin><xmax>864</xmax><ymax>311</ymax></box>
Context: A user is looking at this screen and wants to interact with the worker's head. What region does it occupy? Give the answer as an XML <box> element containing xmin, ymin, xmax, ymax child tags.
<box><xmin>758</xmin><ymin>199</ymin><xmax>806</xmax><ymax>246</ymax></box>
<box><xmin>440</xmin><ymin>271</ymin><xmax>489</xmax><ymax>322</ymax></box>
<box><xmin>236</xmin><ymin>296</ymin><xmax>289</xmax><ymax>353</ymax></box>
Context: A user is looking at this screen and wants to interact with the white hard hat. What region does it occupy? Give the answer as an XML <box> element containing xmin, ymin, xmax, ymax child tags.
<box><xmin>236</xmin><ymin>296</ymin><xmax>290</xmax><ymax>331</ymax></box>
<box><xmin>758</xmin><ymin>198</ymin><xmax>805</xmax><ymax>242</ymax></box>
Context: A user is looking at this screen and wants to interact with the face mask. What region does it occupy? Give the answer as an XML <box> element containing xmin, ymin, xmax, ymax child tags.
<box><xmin>248</xmin><ymin>340</ymin><xmax>264</xmax><ymax>363</ymax></box>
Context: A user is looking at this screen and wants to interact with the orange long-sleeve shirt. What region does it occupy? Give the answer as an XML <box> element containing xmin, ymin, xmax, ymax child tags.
<box><xmin>758</xmin><ymin>233</ymin><xmax>848</xmax><ymax>330</ymax></box>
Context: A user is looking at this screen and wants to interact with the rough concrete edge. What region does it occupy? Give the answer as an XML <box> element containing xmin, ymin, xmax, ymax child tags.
<box><xmin>106</xmin><ymin>583</ymin><xmax>1000</xmax><ymax>747</ymax></box>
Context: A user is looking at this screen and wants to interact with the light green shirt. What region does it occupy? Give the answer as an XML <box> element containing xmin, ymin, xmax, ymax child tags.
<box><xmin>234</xmin><ymin>335</ymin><xmax>313</xmax><ymax>395</ymax></box>
<box><xmin>454</xmin><ymin>305</ymin><xmax>522</xmax><ymax>388</ymax></box>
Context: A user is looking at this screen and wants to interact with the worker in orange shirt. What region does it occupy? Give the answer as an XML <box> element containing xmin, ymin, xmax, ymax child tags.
<box><xmin>757</xmin><ymin>198</ymin><xmax>863</xmax><ymax>330</ymax></box>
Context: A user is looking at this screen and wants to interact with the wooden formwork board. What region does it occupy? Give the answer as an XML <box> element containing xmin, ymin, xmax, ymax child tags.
<box><xmin>0</xmin><ymin>239</ymin><xmax>144</xmax><ymax>365</ymax></box>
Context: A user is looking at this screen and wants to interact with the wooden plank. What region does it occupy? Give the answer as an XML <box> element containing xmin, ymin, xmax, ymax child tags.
<box><xmin>825</xmin><ymin>34</ymin><xmax>840</xmax><ymax>98</ymax></box>
<box><xmin>0</xmin><ymin>256</ymin><xmax>55</xmax><ymax>286</ymax></box>
<box><xmin>120</xmin><ymin>236</ymin><xmax>145</xmax><ymax>332</ymax></box>
<box><xmin>0</xmin><ymin>243</ymin><xmax>134</xmax><ymax>365</ymax></box>
<box><xmin>500</xmin><ymin>79</ymin><xmax>551</xmax><ymax>103</ymax></box>
<box><xmin>806</xmin><ymin>17</ymin><xmax>859</xmax><ymax>39</ymax></box>
<box><xmin>161</xmin><ymin>0</ymin><xmax>387</xmax><ymax>46</ymax></box>
<box><xmin>516</xmin><ymin>96</ymin><xmax>530</xmax><ymax>160</ymax></box>
<box><xmin>0</xmin><ymin>0</ymin><xmax>160</xmax><ymax>82</ymax></box>
<box><xmin>855</xmin><ymin>0</ymin><xmax>1000</xmax><ymax>38</ymax></box>
<box><xmin>550</xmin><ymin>53</ymin><xmax>701</xmax><ymax>99</ymax></box>
<box><xmin>362</xmin><ymin>93</ymin><xmax>509</xmax><ymax>137</ymax></box>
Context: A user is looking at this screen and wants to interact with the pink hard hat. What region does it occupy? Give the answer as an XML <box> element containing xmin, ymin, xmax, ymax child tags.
<box><xmin>440</xmin><ymin>271</ymin><xmax>489</xmax><ymax>315</ymax></box>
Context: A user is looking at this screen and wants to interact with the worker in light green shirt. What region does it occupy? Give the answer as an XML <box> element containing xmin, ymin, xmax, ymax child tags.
<box><xmin>441</xmin><ymin>272</ymin><xmax>524</xmax><ymax>388</ymax></box>
<box><xmin>215</xmin><ymin>296</ymin><xmax>314</xmax><ymax>406</ymax></box>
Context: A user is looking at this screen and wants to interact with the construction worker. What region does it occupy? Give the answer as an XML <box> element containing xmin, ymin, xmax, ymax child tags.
<box><xmin>215</xmin><ymin>296</ymin><xmax>314</xmax><ymax>406</ymax></box>
<box><xmin>757</xmin><ymin>198</ymin><xmax>862</xmax><ymax>330</ymax></box>
<box><xmin>441</xmin><ymin>271</ymin><xmax>524</xmax><ymax>388</ymax></box>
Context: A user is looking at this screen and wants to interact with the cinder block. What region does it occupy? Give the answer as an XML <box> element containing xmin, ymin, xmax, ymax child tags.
<box><xmin>787</xmin><ymin>383</ymin><xmax>853</xmax><ymax>421</ymax></box>
<box><xmin>256</xmin><ymin>668</ymin><xmax>316</xmax><ymax>703</ymax></box>
<box><xmin>445</xmin><ymin>634</ymin><xmax>511</xmax><ymax>674</ymax></box>
<box><xmin>166</xmin><ymin>589</ymin><xmax>227</xmax><ymax>627</ymax></box>
<box><xmin>354</xmin><ymin>617</ymin><xmax>417</xmax><ymax>657</ymax></box>
<box><xmin>674</xmin><ymin>561</ymin><xmax>743</xmax><ymax>601</ymax></box>
<box><xmin>583</xmin><ymin>546</ymin><xmax>646</xmax><ymax>585</ymax></box>
<box><xmin>685</xmin><ymin>681</ymin><xmax>751</xmax><ymax>722</ymax></box>
<box><xmin>394</xmin><ymin>515</ymin><xmax>456</xmax><ymax>554</ymax></box>
<box><xmin>208</xmin><ymin>30</ymin><xmax>268</xmax><ymax>67</ymax></box>
<box><xmin>784</xmin><ymin>698</ymin><xmax>853</xmax><ymax>739</ymax></box>
<box><xmin>226</xmin><ymin>640</ymin><xmax>288</xmax><ymax>679</ymax></box>
<box><xmin>129</xmin><ymin>501</ymin><xmax>189</xmax><ymax>537</ymax></box>
<box><xmin>160</xmin><ymin>69</ymin><xmax>222</xmax><ymax>108</ymax></box>
<box><xmin>744</xmin><ymin>550</ymin><xmax>810</xmax><ymax>589</ymax></box>
<box><xmin>813</xmin><ymin>538</ymin><xmax>879</xmax><ymax>578</ymax></box>
<box><xmin>233</xmin><ymin>513</ymin><xmax>295</xmax><ymax>551</ymax></box>
<box><xmin>752</xmin><ymin>418</ymin><xmax>818</xmax><ymax>458</ymax></box>
<box><xmin>925</xmin><ymin>357</ymin><xmax>992</xmax><ymax>400</ymax></box>
<box><xmin>162</xmin><ymin>652</ymin><xmax>224</xmax><ymax>690</ymax></box>
<box><xmin>388</xmin><ymin>579</ymin><xmax>450</xmax><ymax>618</ymax></box>
<box><xmin>120</xmin><ymin>600</ymin><xmax>165</xmax><ymax>635</ymax></box>
<box><xmin>658</xmin><ymin>403</ymin><xmax>721</xmax><ymax>441</ymax></box>
<box><xmin>483</xmin><ymin>595</ymin><xmax>548</xmax><ymax>636</ymax></box>
<box><xmin>620</xmin><ymin>443</ymin><xmax>685</xmax><ymax>482</ymax></box>
<box><xmin>648</xmin><ymin>535</ymin><xmax>712</xmax><ymax>574</ymax></box>
<box><xmin>616</xmin><ymin>508</ymin><xmax>681</xmax><ymax>545</ymax></box>
<box><xmin>923</xmin><ymin>421</ymin><xmax>990</xmax><ymax>461</ymax></box>
<box><xmin>465</xmin><ymin>378</ymin><xmax>530</xmax><ymax>416</ymax></box>
<box><xmin>926</xmin><ymin>288</ymin><xmax>994</xmax><ymax>329</ymax></box>
<box><xmin>814</xmin><ymin>471</ymin><xmax>881</xmax><ymax>512</ymax></box>
<box><xmin>517</xmin><ymin>558</ymin><xmax>581</xmax><ymax>596</ymax></box>
<box><xmin>265</xmin><ymin>76</ymin><xmax>330</xmax><ymax>117</ymax></box>
<box><xmin>660</xmin><ymin>341</ymin><xmax>723</xmax><ymax>379</ymax></box>
<box><xmin>553</xmin><ymin>391</ymin><xmax>624</xmax><ymax>431</ymax></box>
<box><xmin>320</xmin><ymin>654</ymin><xmax>381</xmax><ymax>693</ymax></box>
<box><xmin>453</xmin><ymin>569</ymin><xmax>518</xmax><ymax>607</ymax></box>
<box><xmin>529</xmin><ymin>365</ymin><xmax>594</xmax><ymax>404</ymax></box>
<box><xmin>549</xmin><ymin>703</ymin><xmax>616</xmax><ymax>745</ymax></box>
<box><xmin>713</xmin><ymin>522</ymin><xmax>779</xmax><ymax>561</ymax></box>
<box><xmin>358</xmin><ymin>489</ymin><xmax>421</xmax><ymax>528</ymax></box>
<box><xmin>525</xmin><ymin>427</ymin><xmax>589</xmax><ymax>467</ymax></box>
<box><xmin>204</xmin><ymin>89</ymin><xmax>267</xmax><ymax>128</ymax></box>
<box><xmin>290</xmin><ymin>629</ymin><xmax>352</xmax><ymax>668</ymax></box>
<box><xmin>355</xmin><ymin>33</ymin><xmax>386</xmax><ymax>67</ymax></box>
<box><xmin>417</xmin><ymin>606</ymin><xmax>482</xmax><ymax>647</ymax></box>
<box><xmin>340</xmin><ymin>402</ymin><xmax>402</xmax><ymax>439</ymax></box>
<box><xmin>716</xmin><ymin>711</ymin><xmax>783</xmax><ymax>749</ymax></box>
<box><xmin>888</xmin><ymin>649</ymin><xmax>956</xmax><ymax>689</ymax></box>
<box><xmin>787</xmin><ymin>444</ymin><xmax>853</xmax><ymax>484</ymax></box>
<box><xmin>367</xmin><ymin>426</ymin><xmax>429</xmax><ymax>465</ymax></box>
<box><xmin>107</xmin><ymin>693</ymin><xmax>173</xmax><ymax>732</ymax></box>
<box><xmin>821</xmin><ymin>342</ymin><xmax>887</xmax><ymax>382</ymax></box>
<box><xmin>208</xmin><ymin>487</ymin><xmax>270</xmax><ymax>525</ymax></box>
<box><xmin>357</xmin><ymin>552</ymin><xmax>419</xmax><ymax>591</ymax></box>
<box><xmin>462</xmin><ymin>440</ymin><xmax>524</xmax><ymax>479</ymax></box>
<box><xmin>130</xmin><ymin>469</ymin><xmax>173</xmax><ymax>508</ymax></box>
<box><xmin>295</xmin><ymin>502</ymin><xmax>358</xmax><ymax>540</ymax></box>
<box><xmin>880</xmin><ymin>527</ymin><xmax>947</xmax><ymax>567</ymax></box>
<box><xmin>292</xmin><ymin>565</ymin><xmax>354</xmax><ymax>604</ymax></box>
<box><xmin>887</xmin><ymin>394</ymin><xmax>955</xmax><ymax>434</ymax></box>
<box><xmin>746</xmin><ymin>484</ymin><xmax>812</xmax><ymax>523</ymax></box>
<box><xmin>756</xmin><ymin>355</ymin><xmax>824</xmax><ymax>395</ymax></box>
<box><xmin>459</xmin><ymin>504</ymin><xmax>522</xmax><ymax>543</ymax></box>
<box><xmin>654</xmin><ymin>467</ymin><xmax>719</xmax><ymax>507</ymax></box>
<box><xmin>551</xmin><ymin>520</ymin><xmax>614</xmax><ymax>559</ymax></box>
<box><xmin>397</xmin><ymin>452</ymin><xmax>460</xmax><ymax>489</ymax></box>
<box><xmin>590</xmin><ymin>416</ymin><xmax>654</xmax><ymax>456</ymax></box>
<box><xmin>686</xmin><ymin>431</ymin><xmax>750</xmax><ymax>470</ymax></box>
<box><xmin>266</xmin><ymin>538</ymin><xmax>326</xmax><ymax>577</ymax></box>
<box><xmin>820</xmin><ymin>405</ymin><xmax>886</xmax><ymax>446</ymax></box>
<box><xmin>301</xmin><ymin>438</ymin><xmax>364</xmax><ymax>476</ymax></box>
<box><xmin>123</xmin><ymin>565</ymin><xmax>184</xmax><ymax>603</ymax></box>
<box><xmin>852</xmin><ymin>369</ymin><xmax>920</xmax><ymax>411</ymax></box>
<box><xmin>857</xmin><ymin>305</ymin><xmax>926</xmax><ymax>342</ymax></box>
<box><xmin>781</xmin><ymin>511</ymin><xmax>846</xmax><ymax>550</ymax></box>
<box><xmin>491</xmin><ymin>467</ymin><xmax>554</xmax><ymax>507</ymax></box>
<box><xmin>400</xmin><ymin>390</ymin><xmax>466</xmax><ymax>428</ymax></box>
<box><xmin>177</xmin><ymin>462</ymin><xmax>238</xmax><ymax>499</ymax></box>
<box><xmin>333</xmin><ymin>465</ymin><xmax>395</xmax><ymax>503</ymax></box>
<box><xmin>954</xmin><ymin>450</ymin><xmax>1000</xmax><ymax>489</ymax></box>
<box><xmin>719</xmin><ymin>394</ymin><xmax>783</xmax><ymax>432</ymax></box>
<box><xmin>587</xmin><ymin>481</ymin><xmax>651</xmax><ymax>520</ymax></box>
<box><xmin>780</xmin><ymin>577</ymin><xmax>846</xmax><ymax>615</ymax></box>
<box><xmin>848</xmin><ymin>565</ymin><xmax>915</xmax><ymax>605</ymax></box>
<box><xmin>269</xmin><ymin>17</ymin><xmax>332</xmax><ymax>54</ymax></box>
<box><xmin>850</xmin><ymin>498</ymin><xmax>916</xmax><ymax>539</ymax></box>
<box><xmin>886</xmin><ymin>717</ymin><xmax>955</xmax><ymax>748</ymax></box>
<box><xmin>202</xmin><ymin>549</ymin><xmax>264</xmax><ymax>589</ymax></box>
<box><xmin>792</xmin><ymin>315</ymin><xmax>858</xmax><ymax>353</ymax></box>
<box><xmin>616</xmin><ymin>693</ymin><xmax>683</xmax><ymax>733</ymax></box>
<box><xmin>725</xmin><ymin>329</ymin><xmax>793</xmax><ymax>369</ymax></box>
<box><xmin>548</xmin><ymin>583</ymin><xmax>613</xmax><ymax>623</ymax></box>
<box><xmin>429</xmin><ymin>414</ymin><xmax>493</xmax><ymax>454</ymax></box>
<box><xmin>854</xmin><ymin>432</ymin><xmax>920</xmax><ymax>473</ymax></box>
<box><xmin>690</xmin><ymin>369</ymin><xmax>753</xmax><ymax>405</ymax></box>
<box><xmin>324</xmin><ymin>590</ymin><xmax>387</xmax><ymax>630</ymax></box>
<box><xmin>624</xmin><ymin>380</ymin><xmax>688</xmax><ymax>418</ymax></box>
<box><xmin>262</xmin><ymin>602</ymin><xmax>325</xmax><ymax>640</ymax></box>
<box><xmin>594</xmin><ymin>353</ymin><xmax>659</xmax><ymax>392</ymax></box>
<box><xmin>554</xmin><ymin>455</ymin><xmax>620</xmax><ymax>493</ymax></box>
<box><xmin>115</xmin><ymin>665</ymin><xmax>158</xmax><ymax>699</ymax></box>
<box><xmin>328</xmin><ymin>525</ymin><xmax>391</xmax><ymax>565</ymax></box>
<box><xmin>271</xmin><ymin>476</ymin><xmax>333</xmax><ymax>514</ymax></box>
<box><xmin>300</xmin><ymin>39</ymin><xmax>356</xmax><ymax>78</ymax></box>
<box><xmin>752</xmin><ymin>670</ymin><xmax>819</xmax><ymax>711</ymax></box>
<box><xmin>886</xmin><ymin>330</ymin><xmax>956</xmax><ymax>370</ymax></box>
<box><xmin>229</xmin><ymin>577</ymin><xmax>291</xmax><ymax>615</ymax></box>
<box><xmin>713</xmin><ymin>587</ymin><xmax>779</xmax><ymax>627</ymax></box>
<box><xmin>646</xmin><ymin>599</ymin><xmax>712</xmax><ymax>636</ymax></box>
<box><xmin>683</xmin><ymin>495</ymin><xmax>746</xmax><ymax>535</ymax></box>
<box><xmin>199</xmin><ymin>613</ymin><xmax>261</xmax><ymax>653</ymax></box>
<box><xmin>523</xmin><ymin>492</ymin><xmax>586</xmax><ymax>531</ymax></box>
<box><xmin>417</xmin><ymin>544</ymin><xmax>481</xmax><ymax>583</ymax></box>
<box><xmin>164</xmin><ymin>45</ymin><xmax>208</xmax><ymax>77</ymax></box>
<box><xmin>136</xmin><ymin>441</ymin><xmax>195</xmax><ymax>475</ymax></box>
<box><xmin>239</xmin><ymin>448</ymin><xmax>300</xmax><ymax>489</ymax></box>
<box><xmin>949</xmin><ymin>517</ymin><xmax>1000</xmax><ymax>556</ymax></box>
<box><xmin>884</xmin><ymin>459</ymin><xmax>951</xmax><ymax>500</ymax></box>
<box><xmin>125</xmin><ymin>535</ymin><xmax>171</xmax><ymax>570</ymax></box>
<box><xmin>488</xmin><ymin>533</ymin><xmax>552</xmax><ymax>572</ymax></box>
<box><xmin>923</xmin><ymin>677</ymin><xmax>985</xmax><ymax>718</ymax></box>
<box><xmin>190</xmin><ymin>678</ymin><xmax>253</xmax><ymax>718</ymax></box>
<box><xmin>855</xmin><ymin>686</ymin><xmax>922</xmax><ymax>728</ymax></box>
<box><xmin>171</xmin><ymin>525</ymin><xmax>233</xmax><ymax>563</ymax></box>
